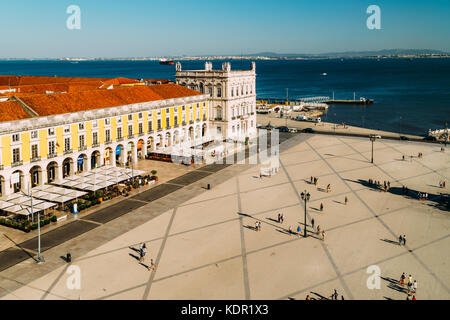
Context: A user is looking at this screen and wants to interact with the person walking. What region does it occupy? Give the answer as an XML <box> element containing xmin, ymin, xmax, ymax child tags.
<box><xmin>344</xmin><ymin>196</ymin><xmax>348</xmax><ymax>205</ymax></box>
<box><xmin>288</xmin><ymin>225</ymin><xmax>292</xmax><ymax>235</ymax></box>
<box><xmin>277</xmin><ymin>213</ymin><xmax>281</xmax><ymax>223</ymax></box>
<box><xmin>281</xmin><ymin>214</ymin><xmax>284</xmax><ymax>224</ymax></box>
<box><xmin>140</xmin><ymin>243</ymin><xmax>147</xmax><ymax>263</ymax></box>
<box><xmin>138</xmin><ymin>242</ymin><xmax>144</xmax><ymax>262</ymax></box>
<box><xmin>320</xmin><ymin>203</ymin><xmax>323</xmax><ymax>212</ymax></box>
<box><xmin>321</xmin><ymin>230</ymin><xmax>325</xmax><ymax>241</ymax></box>
<box><xmin>399</xmin><ymin>235</ymin><xmax>403</xmax><ymax>246</ymax></box>
<box><xmin>148</xmin><ymin>259</ymin><xmax>156</xmax><ymax>271</ymax></box>
<box><xmin>310</xmin><ymin>176</ymin><xmax>313</xmax><ymax>184</ymax></box>
<box><xmin>311</xmin><ymin>218</ymin><xmax>315</xmax><ymax>230</ymax></box>
<box><xmin>316</xmin><ymin>225</ymin><xmax>321</xmax><ymax>236</ymax></box>
<box><xmin>403</xmin><ymin>235</ymin><xmax>406</xmax><ymax>246</ymax></box>
<box><xmin>413</xmin><ymin>280</ymin><xmax>417</xmax><ymax>293</ymax></box>
<box><xmin>255</xmin><ymin>221</ymin><xmax>259</xmax><ymax>231</ymax></box>
<box><xmin>400</xmin><ymin>272</ymin><xmax>406</xmax><ymax>286</ymax></box>
<box><xmin>297</xmin><ymin>225</ymin><xmax>301</xmax><ymax>236</ymax></box>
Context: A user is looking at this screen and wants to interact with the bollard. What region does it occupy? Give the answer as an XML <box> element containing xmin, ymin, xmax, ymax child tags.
<box><xmin>66</xmin><ymin>253</ymin><xmax>72</xmax><ymax>263</ymax></box>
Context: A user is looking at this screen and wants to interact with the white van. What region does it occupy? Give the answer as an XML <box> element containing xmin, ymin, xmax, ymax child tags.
<box><xmin>295</xmin><ymin>115</ymin><xmax>307</xmax><ymax>121</ymax></box>
<box><xmin>309</xmin><ymin>117</ymin><xmax>321</xmax><ymax>123</ymax></box>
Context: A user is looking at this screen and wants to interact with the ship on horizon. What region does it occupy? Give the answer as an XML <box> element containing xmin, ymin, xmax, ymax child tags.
<box><xmin>159</xmin><ymin>58</ymin><xmax>175</xmax><ymax>65</ymax></box>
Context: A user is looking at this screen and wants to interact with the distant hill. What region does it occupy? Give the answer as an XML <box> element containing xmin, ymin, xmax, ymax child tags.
<box><xmin>242</xmin><ymin>49</ymin><xmax>449</xmax><ymax>58</ymax></box>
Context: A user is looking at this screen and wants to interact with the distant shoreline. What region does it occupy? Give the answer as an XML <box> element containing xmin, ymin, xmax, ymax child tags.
<box><xmin>1</xmin><ymin>56</ymin><xmax>449</xmax><ymax>62</ymax></box>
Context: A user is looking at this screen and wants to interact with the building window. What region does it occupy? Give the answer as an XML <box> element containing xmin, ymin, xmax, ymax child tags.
<box><xmin>93</xmin><ymin>132</ymin><xmax>98</xmax><ymax>145</ymax></box>
<box><xmin>105</xmin><ymin>118</ymin><xmax>110</xmax><ymax>125</ymax></box>
<box><xmin>79</xmin><ymin>135</ymin><xmax>85</xmax><ymax>147</ymax></box>
<box><xmin>48</xmin><ymin>141</ymin><xmax>56</xmax><ymax>155</ymax></box>
<box><xmin>128</xmin><ymin>125</ymin><xmax>133</xmax><ymax>137</ymax></box>
<box><xmin>148</xmin><ymin>121</ymin><xmax>153</xmax><ymax>132</ymax></box>
<box><xmin>105</xmin><ymin>129</ymin><xmax>111</xmax><ymax>142</ymax></box>
<box><xmin>64</xmin><ymin>138</ymin><xmax>71</xmax><ymax>151</ymax></box>
<box><xmin>217</xmin><ymin>87</ymin><xmax>222</xmax><ymax>98</ymax></box>
<box><xmin>31</xmin><ymin>144</ymin><xmax>39</xmax><ymax>159</ymax></box>
<box><xmin>138</xmin><ymin>112</ymin><xmax>143</xmax><ymax>119</ymax></box>
<box><xmin>31</xmin><ymin>131</ymin><xmax>38</xmax><ymax>139</ymax></box>
<box><xmin>231</xmin><ymin>88</ymin><xmax>234</xmax><ymax>97</ymax></box>
<box><xmin>117</xmin><ymin>116</ymin><xmax>122</xmax><ymax>123</ymax></box>
<box><xmin>48</xmin><ymin>128</ymin><xmax>55</xmax><ymax>136</ymax></box>
<box><xmin>128</xmin><ymin>114</ymin><xmax>133</xmax><ymax>121</ymax></box>
<box><xmin>117</xmin><ymin>127</ymin><xmax>122</xmax><ymax>139</ymax></box>
<box><xmin>64</xmin><ymin>125</ymin><xmax>70</xmax><ymax>133</ymax></box>
<box><xmin>12</xmin><ymin>134</ymin><xmax>20</xmax><ymax>142</ymax></box>
<box><xmin>12</xmin><ymin>148</ymin><xmax>20</xmax><ymax>163</ymax></box>
<box><xmin>232</xmin><ymin>126</ymin><xmax>235</xmax><ymax>133</ymax></box>
<box><xmin>138</xmin><ymin>123</ymin><xmax>143</xmax><ymax>134</ymax></box>
<box><xmin>174</xmin><ymin>116</ymin><xmax>178</xmax><ymax>125</ymax></box>
<box><xmin>92</xmin><ymin>120</ymin><xmax>98</xmax><ymax>128</ymax></box>
<box><xmin>166</xmin><ymin>117</ymin><xmax>170</xmax><ymax>127</ymax></box>
<box><xmin>79</xmin><ymin>123</ymin><xmax>85</xmax><ymax>130</ymax></box>
<box><xmin>157</xmin><ymin>119</ymin><xmax>161</xmax><ymax>130</ymax></box>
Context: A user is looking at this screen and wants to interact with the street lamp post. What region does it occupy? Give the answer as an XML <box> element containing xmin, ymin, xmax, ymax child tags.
<box><xmin>369</xmin><ymin>135</ymin><xmax>378</xmax><ymax>164</ymax></box>
<box><xmin>300</xmin><ymin>190</ymin><xmax>310</xmax><ymax>238</ymax></box>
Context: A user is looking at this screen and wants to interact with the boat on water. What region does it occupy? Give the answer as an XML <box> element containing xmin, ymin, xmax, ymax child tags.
<box><xmin>322</xmin><ymin>73</ymin><xmax>327</xmax><ymax>76</ymax></box>
<box><xmin>159</xmin><ymin>59</ymin><xmax>175</xmax><ymax>65</ymax></box>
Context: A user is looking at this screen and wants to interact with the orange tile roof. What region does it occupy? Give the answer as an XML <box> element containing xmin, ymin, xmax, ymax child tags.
<box><xmin>0</xmin><ymin>75</ymin><xmax>111</xmax><ymax>87</ymax></box>
<box><xmin>0</xmin><ymin>100</ymin><xmax>31</xmax><ymax>121</ymax></box>
<box><xmin>101</xmin><ymin>77</ymin><xmax>140</xmax><ymax>86</ymax></box>
<box><xmin>18</xmin><ymin>84</ymin><xmax>203</xmax><ymax>117</ymax></box>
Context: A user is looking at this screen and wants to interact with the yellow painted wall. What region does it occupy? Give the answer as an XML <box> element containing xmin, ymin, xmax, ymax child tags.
<box><xmin>123</xmin><ymin>116</ymin><xmax>128</xmax><ymax>137</ymax></box>
<box><xmin>99</xmin><ymin>119</ymin><xmax>105</xmax><ymax>144</ymax></box>
<box><xmin>170</xmin><ymin>107</ymin><xmax>174</xmax><ymax>127</ymax></box>
<box><xmin>71</xmin><ymin>124</ymin><xmax>79</xmax><ymax>150</ymax></box>
<box><xmin>56</xmin><ymin>127</ymin><xmax>63</xmax><ymax>155</ymax></box>
<box><xmin>143</xmin><ymin>112</ymin><xmax>149</xmax><ymax>132</ymax></box>
<box><xmin>133</xmin><ymin>114</ymin><xmax>138</xmax><ymax>135</ymax></box>
<box><xmin>86</xmin><ymin>121</ymin><xmax>92</xmax><ymax>147</ymax></box>
<box><xmin>1</xmin><ymin>136</ymin><xmax>11</xmax><ymax>167</ymax></box>
<box><xmin>186</xmin><ymin>104</ymin><xmax>190</xmax><ymax>123</ymax></box>
<box><xmin>178</xmin><ymin>106</ymin><xmax>182</xmax><ymax>125</ymax></box>
<box><xmin>162</xmin><ymin>109</ymin><xmax>167</xmax><ymax>129</ymax></box>
<box><xmin>39</xmin><ymin>129</ymin><xmax>47</xmax><ymax>158</ymax></box>
<box><xmin>152</xmin><ymin>111</ymin><xmax>157</xmax><ymax>130</ymax></box>
<box><xmin>21</xmin><ymin>132</ymin><xmax>30</xmax><ymax>162</ymax></box>
<box><xmin>111</xmin><ymin>117</ymin><xmax>117</xmax><ymax>141</ymax></box>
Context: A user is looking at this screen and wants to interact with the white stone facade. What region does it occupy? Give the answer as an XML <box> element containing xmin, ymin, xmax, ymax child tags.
<box><xmin>175</xmin><ymin>61</ymin><xmax>257</xmax><ymax>142</ymax></box>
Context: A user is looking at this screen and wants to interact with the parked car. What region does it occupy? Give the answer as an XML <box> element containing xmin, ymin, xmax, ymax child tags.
<box><xmin>302</xmin><ymin>128</ymin><xmax>315</xmax><ymax>133</ymax></box>
<box><xmin>276</xmin><ymin>126</ymin><xmax>290</xmax><ymax>132</ymax></box>
<box><xmin>423</xmin><ymin>136</ymin><xmax>437</xmax><ymax>142</ymax></box>
<box><xmin>400</xmin><ymin>135</ymin><xmax>409</xmax><ymax>141</ymax></box>
<box><xmin>289</xmin><ymin>128</ymin><xmax>298</xmax><ymax>133</ymax></box>
<box><xmin>295</xmin><ymin>115</ymin><xmax>307</xmax><ymax>121</ymax></box>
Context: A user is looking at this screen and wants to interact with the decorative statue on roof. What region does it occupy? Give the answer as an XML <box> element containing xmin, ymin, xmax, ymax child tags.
<box><xmin>222</xmin><ymin>62</ymin><xmax>231</xmax><ymax>72</ymax></box>
<box><xmin>176</xmin><ymin>62</ymin><xmax>182</xmax><ymax>72</ymax></box>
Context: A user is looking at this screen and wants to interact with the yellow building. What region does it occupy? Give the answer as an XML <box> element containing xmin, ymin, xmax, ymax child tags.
<box><xmin>0</xmin><ymin>83</ymin><xmax>210</xmax><ymax>197</ymax></box>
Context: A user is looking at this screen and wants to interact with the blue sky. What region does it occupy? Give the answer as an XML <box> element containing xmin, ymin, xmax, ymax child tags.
<box><xmin>0</xmin><ymin>0</ymin><xmax>449</xmax><ymax>58</ymax></box>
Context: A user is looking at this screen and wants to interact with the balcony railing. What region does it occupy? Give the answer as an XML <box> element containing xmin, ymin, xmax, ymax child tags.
<box><xmin>148</xmin><ymin>129</ymin><xmax>154</xmax><ymax>134</ymax></box>
<box><xmin>64</xmin><ymin>149</ymin><xmax>73</xmax><ymax>155</ymax></box>
<box><xmin>12</xmin><ymin>160</ymin><xmax>23</xmax><ymax>167</ymax></box>
<box><xmin>0</xmin><ymin>165</ymin><xmax>4</xmax><ymax>171</ymax></box>
<box><xmin>79</xmin><ymin>145</ymin><xmax>87</xmax><ymax>151</ymax></box>
<box><xmin>105</xmin><ymin>140</ymin><xmax>112</xmax><ymax>145</ymax></box>
<box><xmin>31</xmin><ymin>156</ymin><xmax>41</xmax><ymax>163</ymax></box>
<box><xmin>189</xmin><ymin>120</ymin><xmax>194</xmax><ymax>124</ymax></box>
<box><xmin>138</xmin><ymin>132</ymin><xmax>144</xmax><ymax>137</ymax></box>
<box><xmin>117</xmin><ymin>137</ymin><xmax>124</xmax><ymax>142</ymax></box>
<box><xmin>92</xmin><ymin>143</ymin><xmax>100</xmax><ymax>148</ymax></box>
<box><xmin>127</xmin><ymin>135</ymin><xmax>134</xmax><ymax>139</ymax></box>
<box><xmin>48</xmin><ymin>153</ymin><xmax>57</xmax><ymax>159</ymax></box>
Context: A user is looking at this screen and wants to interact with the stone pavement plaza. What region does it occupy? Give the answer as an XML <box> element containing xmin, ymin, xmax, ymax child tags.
<box><xmin>0</xmin><ymin>133</ymin><xmax>449</xmax><ymax>300</ymax></box>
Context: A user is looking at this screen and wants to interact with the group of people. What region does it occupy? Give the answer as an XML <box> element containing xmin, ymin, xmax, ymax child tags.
<box><xmin>439</xmin><ymin>180</ymin><xmax>446</xmax><ymax>188</ymax></box>
<box><xmin>398</xmin><ymin>235</ymin><xmax>407</xmax><ymax>246</ymax></box>
<box><xmin>368</xmin><ymin>179</ymin><xmax>391</xmax><ymax>192</ymax></box>
<box><xmin>310</xmin><ymin>176</ymin><xmax>319</xmax><ymax>186</ymax></box>
<box><xmin>277</xmin><ymin>213</ymin><xmax>285</xmax><ymax>224</ymax></box>
<box><xmin>401</xmin><ymin>185</ymin><xmax>410</xmax><ymax>195</ymax></box>
<box><xmin>138</xmin><ymin>242</ymin><xmax>156</xmax><ymax>272</ymax></box>
<box><xmin>417</xmin><ymin>192</ymin><xmax>429</xmax><ymax>200</ymax></box>
<box><xmin>255</xmin><ymin>221</ymin><xmax>262</xmax><ymax>231</ymax></box>
<box><xmin>399</xmin><ymin>272</ymin><xmax>418</xmax><ymax>298</ymax></box>
<box><xmin>417</xmin><ymin>152</ymin><xmax>423</xmax><ymax>158</ymax></box>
